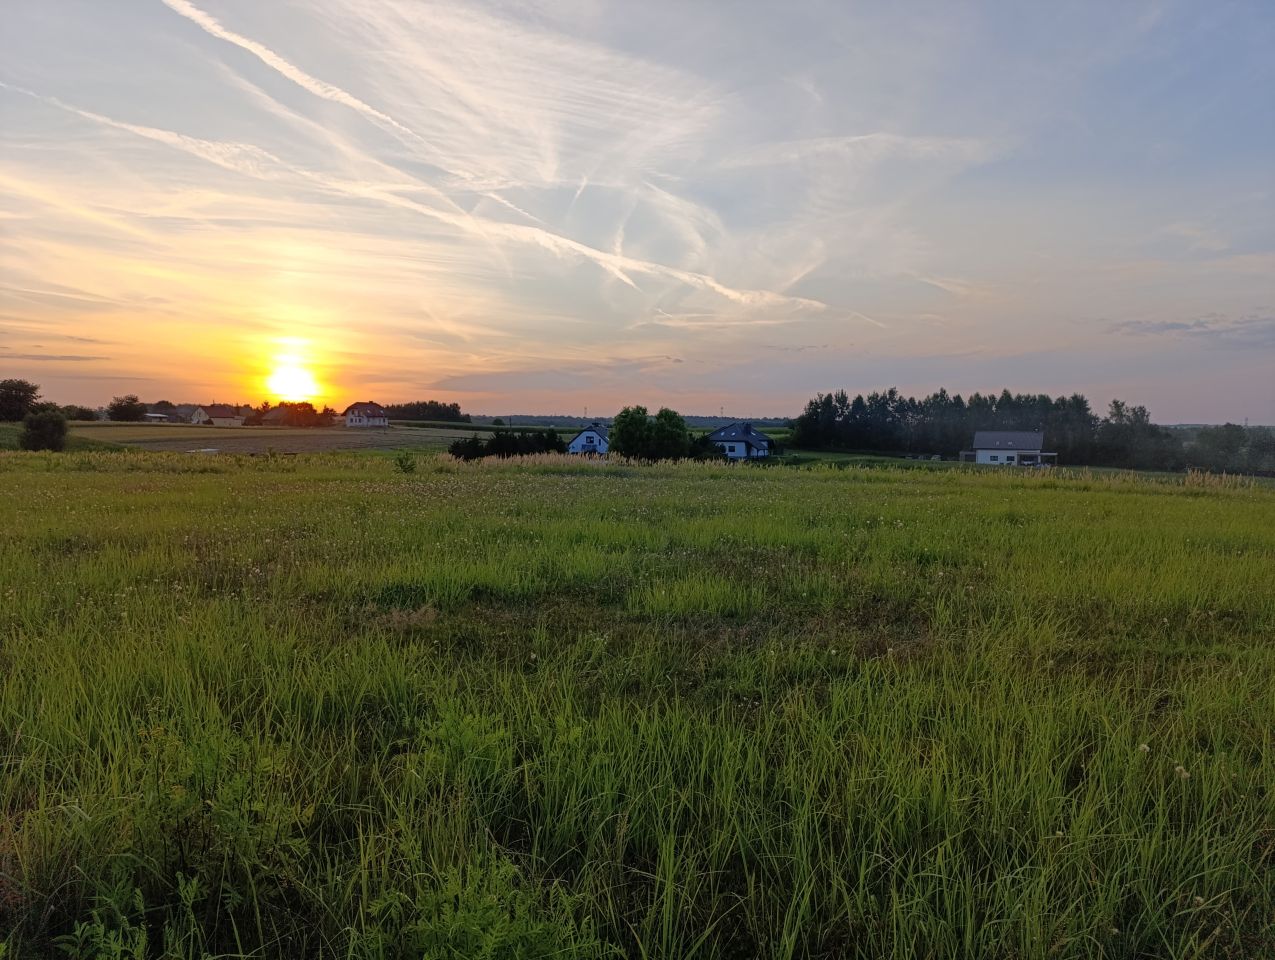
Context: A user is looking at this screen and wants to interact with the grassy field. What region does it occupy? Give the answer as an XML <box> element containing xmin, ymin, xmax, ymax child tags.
<box><xmin>1</xmin><ymin>451</ymin><xmax>1272</xmax><ymax>958</ymax></box>
<box><xmin>66</xmin><ymin>422</ymin><xmax>459</xmax><ymax>454</ymax></box>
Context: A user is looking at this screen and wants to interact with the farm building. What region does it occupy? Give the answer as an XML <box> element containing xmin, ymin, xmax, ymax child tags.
<box><xmin>343</xmin><ymin>401</ymin><xmax>388</xmax><ymax>427</ymax></box>
<box><xmin>960</xmin><ymin>430</ymin><xmax>1057</xmax><ymax>466</ymax></box>
<box><xmin>190</xmin><ymin>404</ymin><xmax>245</xmax><ymax>427</ymax></box>
<box><xmin>708</xmin><ymin>422</ymin><xmax>774</xmax><ymax>459</ymax></box>
<box><xmin>566</xmin><ymin>422</ymin><xmax>609</xmax><ymax>455</ymax></box>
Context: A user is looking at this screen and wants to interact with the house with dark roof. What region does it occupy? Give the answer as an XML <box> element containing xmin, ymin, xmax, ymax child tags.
<box><xmin>342</xmin><ymin>401</ymin><xmax>388</xmax><ymax>427</ymax></box>
<box><xmin>566</xmin><ymin>422</ymin><xmax>609</xmax><ymax>455</ymax></box>
<box><xmin>708</xmin><ymin>422</ymin><xmax>774</xmax><ymax>460</ymax></box>
<box><xmin>960</xmin><ymin>430</ymin><xmax>1056</xmax><ymax>466</ymax></box>
<box><xmin>190</xmin><ymin>404</ymin><xmax>245</xmax><ymax>427</ymax></box>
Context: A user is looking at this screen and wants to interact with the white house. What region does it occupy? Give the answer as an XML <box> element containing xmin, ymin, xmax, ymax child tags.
<box><xmin>960</xmin><ymin>430</ymin><xmax>1057</xmax><ymax>466</ymax></box>
<box><xmin>342</xmin><ymin>401</ymin><xmax>389</xmax><ymax>427</ymax></box>
<box><xmin>566</xmin><ymin>422</ymin><xmax>609</xmax><ymax>455</ymax></box>
<box><xmin>708</xmin><ymin>422</ymin><xmax>774</xmax><ymax>460</ymax></box>
<box><xmin>190</xmin><ymin>404</ymin><xmax>245</xmax><ymax>427</ymax></box>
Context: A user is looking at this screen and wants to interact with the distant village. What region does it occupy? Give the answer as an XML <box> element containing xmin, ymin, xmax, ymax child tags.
<box><xmin>7</xmin><ymin>376</ymin><xmax>1267</xmax><ymax>472</ymax></box>
<box><xmin>162</xmin><ymin>399</ymin><xmax>1058</xmax><ymax>465</ymax></box>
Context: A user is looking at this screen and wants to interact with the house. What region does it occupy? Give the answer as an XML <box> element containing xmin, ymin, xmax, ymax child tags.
<box><xmin>342</xmin><ymin>401</ymin><xmax>388</xmax><ymax>427</ymax></box>
<box><xmin>566</xmin><ymin>422</ymin><xmax>609</xmax><ymax>455</ymax></box>
<box><xmin>144</xmin><ymin>412</ymin><xmax>172</xmax><ymax>423</ymax></box>
<box><xmin>708</xmin><ymin>421</ymin><xmax>774</xmax><ymax>460</ymax></box>
<box><xmin>190</xmin><ymin>404</ymin><xmax>245</xmax><ymax>427</ymax></box>
<box><xmin>960</xmin><ymin>430</ymin><xmax>1057</xmax><ymax>466</ymax></box>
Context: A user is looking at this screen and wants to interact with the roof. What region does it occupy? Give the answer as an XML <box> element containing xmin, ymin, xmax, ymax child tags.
<box><xmin>971</xmin><ymin>430</ymin><xmax>1045</xmax><ymax>450</ymax></box>
<box><xmin>342</xmin><ymin>401</ymin><xmax>387</xmax><ymax>417</ymax></box>
<box><xmin>261</xmin><ymin>407</ymin><xmax>289</xmax><ymax>422</ymax></box>
<box><xmin>199</xmin><ymin>404</ymin><xmax>240</xmax><ymax>419</ymax></box>
<box><xmin>568</xmin><ymin>422</ymin><xmax>609</xmax><ymax>442</ymax></box>
<box><xmin>707</xmin><ymin>421</ymin><xmax>773</xmax><ymax>447</ymax></box>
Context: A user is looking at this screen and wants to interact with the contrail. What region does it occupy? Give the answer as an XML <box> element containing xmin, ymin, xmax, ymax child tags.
<box><xmin>158</xmin><ymin>0</ymin><xmax>430</xmax><ymax>156</ymax></box>
<box><xmin>9</xmin><ymin>80</ymin><xmax>830</xmax><ymax>315</ymax></box>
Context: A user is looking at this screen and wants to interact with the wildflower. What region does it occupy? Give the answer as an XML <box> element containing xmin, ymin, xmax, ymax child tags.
<box><xmin>1138</xmin><ymin>743</ymin><xmax>1150</xmax><ymax>753</ymax></box>
<box><xmin>1192</xmin><ymin>896</ymin><xmax>1204</xmax><ymax>907</ymax></box>
<box><xmin>1174</xmin><ymin>765</ymin><xmax>1190</xmax><ymax>780</ymax></box>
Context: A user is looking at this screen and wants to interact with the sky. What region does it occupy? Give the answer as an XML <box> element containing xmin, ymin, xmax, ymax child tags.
<box><xmin>1</xmin><ymin>0</ymin><xmax>1273</xmax><ymax>422</ymax></box>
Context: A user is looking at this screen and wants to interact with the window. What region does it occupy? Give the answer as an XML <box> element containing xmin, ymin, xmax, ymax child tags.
<box><xmin>989</xmin><ymin>454</ymin><xmax>999</xmax><ymax>462</ymax></box>
<box><xmin>727</xmin><ymin>444</ymin><xmax>737</xmax><ymax>453</ymax></box>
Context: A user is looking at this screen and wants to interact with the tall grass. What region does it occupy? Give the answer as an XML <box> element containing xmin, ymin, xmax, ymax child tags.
<box><xmin>1</xmin><ymin>451</ymin><xmax>1272</xmax><ymax>957</ymax></box>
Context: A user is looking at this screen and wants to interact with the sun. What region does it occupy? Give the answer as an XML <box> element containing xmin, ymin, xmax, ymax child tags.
<box><xmin>267</xmin><ymin>362</ymin><xmax>320</xmax><ymax>402</ymax></box>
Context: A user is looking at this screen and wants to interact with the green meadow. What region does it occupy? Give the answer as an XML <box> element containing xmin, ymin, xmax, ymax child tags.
<box><xmin>1</xmin><ymin>451</ymin><xmax>1272</xmax><ymax>958</ymax></box>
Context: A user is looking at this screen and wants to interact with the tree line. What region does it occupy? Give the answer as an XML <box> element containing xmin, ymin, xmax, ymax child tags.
<box><xmin>448</xmin><ymin>429</ymin><xmax>568</xmax><ymax>459</ymax></box>
<box><xmin>791</xmin><ymin>387</ymin><xmax>1275</xmax><ymax>474</ymax></box>
<box><xmin>384</xmin><ymin>400</ymin><xmax>469</xmax><ymax>422</ymax></box>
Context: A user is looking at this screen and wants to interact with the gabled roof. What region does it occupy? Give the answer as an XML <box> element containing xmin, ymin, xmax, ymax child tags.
<box><xmin>342</xmin><ymin>401</ymin><xmax>387</xmax><ymax>417</ymax></box>
<box><xmin>971</xmin><ymin>430</ymin><xmax>1044</xmax><ymax>450</ymax></box>
<box><xmin>568</xmin><ymin>422</ymin><xmax>609</xmax><ymax>442</ymax></box>
<box><xmin>707</xmin><ymin>422</ymin><xmax>772</xmax><ymax>447</ymax></box>
<box><xmin>261</xmin><ymin>407</ymin><xmax>289</xmax><ymax>422</ymax></box>
<box><xmin>199</xmin><ymin>404</ymin><xmax>240</xmax><ymax>419</ymax></box>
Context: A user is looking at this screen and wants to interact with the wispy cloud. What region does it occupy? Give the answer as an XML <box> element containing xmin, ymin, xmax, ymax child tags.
<box><xmin>1110</xmin><ymin>313</ymin><xmax>1275</xmax><ymax>349</ymax></box>
<box><xmin>1</xmin><ymin>352</ymin><xmax>109</xmax><ymax>362</ymax></box>
<box><xmin>2</xmin><ymin>0</ymin><xmax>1272</xmax><ymax>420</ymax></box>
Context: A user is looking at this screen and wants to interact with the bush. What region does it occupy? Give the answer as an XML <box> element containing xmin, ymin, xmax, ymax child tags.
<box><xmin>395</xmin><ymin>451</ymin><xmax>417</xmax><ymax>473</ymax></box>
<box><xmin>19</xmin><ymin>410</ymin><xmax>68</xmax><ymax>451</ymax></box>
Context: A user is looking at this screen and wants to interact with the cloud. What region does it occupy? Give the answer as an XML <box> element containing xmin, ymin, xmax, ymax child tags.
<box><xmin>1160</xmin><ymin>222</ymin><xmax>1229</xmax><ymax>253</ymax></box>
<box><xmin>7</xmin><ymin>80</ymin><xmax>825</xmax><ymax>315</ymax></box>
<box><xmin>720</xmin><ymin>133</ymin><xmax>999</xmax><ymax>171</ymax></box>
<box><xmin>1110</xmin><ymin>313</ymin><xmax>1275</xmax><ymax>348</ymax></box>
<box><xmin>158</xmin><ymin>0</ymin><xmax>436</xmax><ymax>161</ymax></box>
<box><xmin>1</xmin><ymin>352</ymin><xmax>109</xmax><ymax>362</ymax></box>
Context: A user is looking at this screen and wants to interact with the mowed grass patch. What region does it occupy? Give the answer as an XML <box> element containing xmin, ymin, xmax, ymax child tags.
<box><xmin>0</xmin><ymin>450</ymin><xmax>1272</xmax><ymax>958</ymax></box>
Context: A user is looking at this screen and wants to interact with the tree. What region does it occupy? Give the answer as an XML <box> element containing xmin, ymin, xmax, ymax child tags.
<box><xmin>0</xmin><ymin>379</ymin><xmax>41</xmax><ymax>421</ymax></box>
<box><xmin>609</xmin><ymin>405</ymin><xmax>653</xmax><ymax>458</ymax></box>
<box><xmin>384</xmin><ymin>400</ymin><xmax>468</xmax><ymax>422</ymax></box>
<box><xmin>61</xmin><ymin>405</ymin><xmax>99</xmax><ymax>421</ymax></box>
<box><xmin>19</xmin><ymin>410</ymin><xmax>68</xmax><ymax>451</ymax></box>
<box><xmin>609</xmin><ymin>405</ymin><xmax>692</xmax><ymax>460</ymax></box>
<box><xmin>650</xmin><ymin>407</ymin><xmax>690</xmax><ymax>460</ymax></box>
<box><xmin>108</xmin><ymin>395</ymin><xmax>148</xmax><ymax>422</ymax></box>
<box><xmin>447</xmin><ymin>429</ymin><xmax>566</xmax><ymax>461</ymax></box>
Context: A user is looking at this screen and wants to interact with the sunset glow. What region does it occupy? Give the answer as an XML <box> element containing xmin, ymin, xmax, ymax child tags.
<box><xmin>1</xmin><ymin>2</ymin><xmax>1272</xmax><ymax>421</ymax></box>
<box><xmin>265</xmin><ymin>341</ymin><xmax>321</xmax><ymax>402</ymax></box>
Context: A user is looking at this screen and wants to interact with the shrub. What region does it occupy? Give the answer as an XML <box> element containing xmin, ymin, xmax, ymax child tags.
<box><xmin>19</xmin><ymin>410</ymin><xmax>68</xmax><ymax>451</ymax></box>
<box><xmin>395</xmin><ymin>451</ymin><xmax>417</xmax><ymax>473</ymax></box>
